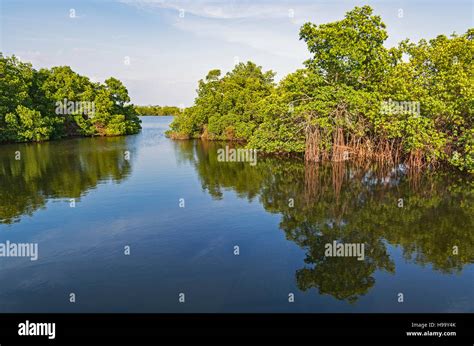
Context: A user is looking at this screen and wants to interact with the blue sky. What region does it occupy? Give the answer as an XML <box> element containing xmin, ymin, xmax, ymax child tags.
<box><xmin>1</xmin><ymin>0</ymin><xmax>473</xmax><ymax>106</ymax></box>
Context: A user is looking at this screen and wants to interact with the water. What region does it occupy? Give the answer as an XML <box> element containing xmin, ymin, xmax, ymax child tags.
<box><xmin>0</xmin><ymin>116</ymin><xmax>472</xmax><ymax>312</ymax></box>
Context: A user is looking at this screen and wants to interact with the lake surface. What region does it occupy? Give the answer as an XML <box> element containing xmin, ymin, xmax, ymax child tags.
<box><xmin>0</xmin><ymin>116</ymin><xmax>472</xmax><ymax>312</ymax></box>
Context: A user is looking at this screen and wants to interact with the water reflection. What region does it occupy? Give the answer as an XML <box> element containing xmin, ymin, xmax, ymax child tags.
<box><xmin>0</xmin><ymin>130</ymin><xmax>471</xmax><ymax>305</ymax></box>
<box><xmin>173</xmin><ymin>140</ymin><xmax>474</xmax><ymax>302</ymax></box>
<box><xmin>0</xmin><ymin>136</ymin><xmax>134</xmax><ymax>224</ymax></box>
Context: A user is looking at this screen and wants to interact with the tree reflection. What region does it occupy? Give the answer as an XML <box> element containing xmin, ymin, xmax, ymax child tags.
<box><xmin>174</xmin><ymin>140</ymin><xmax>474</xmax><ymax>302</ymax></box>
<box><xmin>0</xmin><ymin>136</ymin><xmax>134</xmax><ymax>224</ymax></box>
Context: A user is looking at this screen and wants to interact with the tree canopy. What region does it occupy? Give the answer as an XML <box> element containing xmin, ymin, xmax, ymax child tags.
<box><xmin>168</xmin><ymin>6</ymin><xmax>474</xmax><ymax>173</ymax></box>
<box><xmin>0</xmin><ymin>54</ymin><xmax>141</xmax><ymax>143</ymax></box>
<box><xmin>167</xmin><ymin>61</ymin><xmax>275</xmax><ymax>141</ymax></box>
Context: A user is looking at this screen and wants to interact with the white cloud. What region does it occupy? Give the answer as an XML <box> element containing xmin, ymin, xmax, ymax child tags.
<box><xmin>120</xmin><ymin>0</ymin><xmax>313</xmax><ymax>60</ymax></box>
<box><xmin>172</xmin><ymin>16</ymin><xmax>307</xmax><ymax>59</ymax></box>
<box><xmin>119</xmin><ymin>0</ymin><xmax>320</xmax><ymax>20</ymax></box>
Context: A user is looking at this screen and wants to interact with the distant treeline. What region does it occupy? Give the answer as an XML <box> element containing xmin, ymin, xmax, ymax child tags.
<box><xmin>134</xmin><ymin>105</ymin><xmax>183</xmax><ymax>116</ymax></box>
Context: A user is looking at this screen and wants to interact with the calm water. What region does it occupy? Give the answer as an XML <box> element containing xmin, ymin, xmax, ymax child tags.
<box><xmin>0</xmin><ymin>116</ymin><xmax>472</xmax><ymax>312</ymax></box>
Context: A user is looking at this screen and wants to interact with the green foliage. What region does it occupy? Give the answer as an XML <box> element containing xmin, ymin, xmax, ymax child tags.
<box><xmin>168</xmin><ymin>62</ymin><xmax>275</xmax><ymax>141</ymax></box>
<box><xmin>4</xmin><ymin>105</ymin><xmax>56</xmax><ymax>142</ymax></box>
<box><xmin>134</xmin><ymin>105</ymin><xmax>183</xmax><ymax>116</ymax></box>
<box><xmin>167</xmin><ymin>6</ymin><xmax>473</xmax><ymax>173</ymax></box>
<box><xmin>0</xmin><ymin>55</ymin><xmax>34</xmax><ymax>142</ymax></box>
<box><xmin>0</xmin><ymin>53</ymin><xmax>141</xmax><ymax>143</ymax></box>
<box><xmin>383</xmin><ymin>31</ymin><xmax>474</xmax><ymax>171</ymax></box>
<box><xmin>299</xmin><ymin>5</ymin><xmax>392</xmax><ymax>89</ymax></box>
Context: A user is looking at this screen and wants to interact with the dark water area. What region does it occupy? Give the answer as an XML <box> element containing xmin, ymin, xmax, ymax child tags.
<box><xmin>0</xmin><ymin>116</ymin><xmax>472</xmax><ymax>312</ymax></box>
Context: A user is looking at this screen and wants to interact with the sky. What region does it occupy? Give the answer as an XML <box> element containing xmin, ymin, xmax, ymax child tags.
<box><xmin>1</xmin><ymin>0</ymin><xmax>473</xmax><ymax>106</ymax></box>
